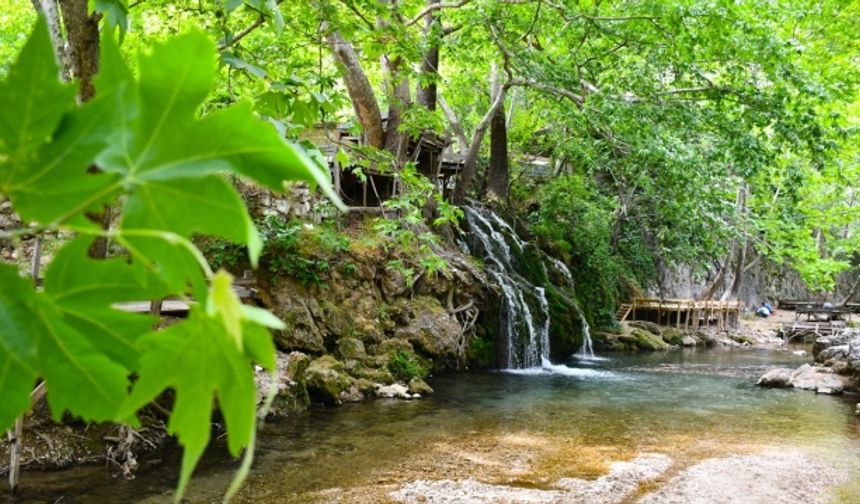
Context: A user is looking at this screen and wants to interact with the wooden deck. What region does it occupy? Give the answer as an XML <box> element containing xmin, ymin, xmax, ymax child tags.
<box><xmin>624</xmin><ymin>297</ymin><xmax>743</xmax><ymax>330</ymax></box>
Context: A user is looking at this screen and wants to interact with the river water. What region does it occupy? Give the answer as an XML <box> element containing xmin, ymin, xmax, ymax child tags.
<box><xmin>9</xmin><ymin>347</ymin><xmax>860</xmax><ymax>503</ymax></box>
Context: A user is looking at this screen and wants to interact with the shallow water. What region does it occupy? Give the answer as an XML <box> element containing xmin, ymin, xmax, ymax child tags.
<box><xmin>7</xmin><ymin>347</ymin><xmax>860</xmax><ymax>503</ymax></box>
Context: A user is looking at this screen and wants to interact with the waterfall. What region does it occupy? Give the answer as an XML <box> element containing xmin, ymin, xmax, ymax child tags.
<box><xmin>548</xmin><ymin>257</ymin><xmax>594</xmax><ymax>358</ymax></box>
<box><xmin>464</xmin><ymin>206</ymin><xmax>551</xmax><ymax>369</ymax></box>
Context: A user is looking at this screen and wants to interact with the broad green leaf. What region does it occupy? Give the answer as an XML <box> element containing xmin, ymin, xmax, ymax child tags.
<box><xmin>43</xmin><ymin>238</ymin><xmax>171</xmax><ymax>368</ymax></box>
<box><xmin>122</xmin><ymin>309</ymin><xmax>258</xmax><ymax>499</ymax></box>
<box><xmin>0</xmin><ymin>264</ymin><xmax>41</xmax><ymax>431</ymax></box>
<box><xmin>94</xmin><ymin>0</ymin><xmax>129</xmax><ymax>40</ymax></box>
<box><xmin>207</xmin><ymin>270</ymin><xmax>245</xmax><ymax>351</ymax></box>
<box><xmin>221</xmin><ymin>53</ymin><xmax>267</xmax><ymax>79</ymax></box>
<box><xmin>122</xmin><ymin>175</ymin><xmax>263</xmax><ymax>266</ymax></box>
<box><xmin>0</xmin><ymin>17</ymin><xmax>76</xmax><ymax>191</ymax></box>
<box><xmin>8</xmin><ymin>89</ymin><xmax>122</xmax><ymax>226</ymax></box>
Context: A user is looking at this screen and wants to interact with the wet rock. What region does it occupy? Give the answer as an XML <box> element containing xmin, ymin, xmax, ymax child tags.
<box><xmin>681</xmin><ymin>336</ymin><xmax>697</xmax><ymax>347</ymax></box>
<box><xmin>374</xmin><ymin>338</ymin><xmax>415</xmax><ymax>356</ymax></box>
<box><xmin>789</xmin><ymin>364</ymin><xmax>849</xmax><ymax>395</ymax></box>
<box><xmin>255</xmin><ymin>351</ymin><xmax>311</xmax><ymax>418</ymax></box>
<box><xmin>337</xmin><ymin>337</ymin><xmax>367</xmax><ymax>360</ymax></box>
<box><xmin>306</xmin><ymin>355</ymin><xmax>354</xmax><ymax>405</ymax></box>
<box><xmin>394</xmin><ymin>297</ymin><xmax>461</xmax><ymax>358</ymax></box>
<box><xmin>757</xmin><ymin>368</ymin><xmax>793</xmax><ymax>388</ymax></box>
<box><xmin>376</xmin><ymin>383</ymin><xmax>415</xmax><ymax>399</ymax></box>
<box><xmin>408</xmin><ymin>377</ymin><xmax>434</xmax><ymax>396</ymax></box>
<box><xmin>339</xmin><ymin>384</ymin><xmax>364</xmax><ymax>403</ymax></box>
<box><xmin>817</xmin><ymin>344</ymin><xmax>848</xmax><ymax>363</ymax></box>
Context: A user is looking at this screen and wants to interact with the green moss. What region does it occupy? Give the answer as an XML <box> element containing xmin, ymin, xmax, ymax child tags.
<box><xmin>546</xmin><ymin>285</ymin><xmax>585</xmax><ymax>360</ymax></box>
<box><xmin>631</xmin><ymin>330</ymin><xmax>670</xmax><ymax>351</ymax></box>
<box><xmin>387</xmin><ymin>350</ymin><xmax>428</xmax><ymax>381</ymax></box>
<box><xmin>466</xmin><ymin>335</ymin><xmax>496</xmax><ymax>369</ymax></box>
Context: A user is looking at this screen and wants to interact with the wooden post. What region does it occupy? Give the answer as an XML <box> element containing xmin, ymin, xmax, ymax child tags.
<box><xmin>676</xmin><ymin>301</ymin><xmax>681</xmax><ymax>330</ymax></box>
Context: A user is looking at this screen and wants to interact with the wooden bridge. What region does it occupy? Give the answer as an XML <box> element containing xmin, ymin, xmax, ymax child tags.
<box><xmin>617</xmin><ymin>297</ymin><xmax>743</xmax><ymax>330</ymax></box>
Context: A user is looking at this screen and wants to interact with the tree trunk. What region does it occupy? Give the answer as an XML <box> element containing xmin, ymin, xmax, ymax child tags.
<box><xmin>486</xmin><ymin>80</ymin><xmax>508</xmax><ymax>200</ymax></box>
<box><xmin>382</xmin><ymin>57</ymin><xmax>411</xmax><ymax>163</ymax></box>
<box><xmin>726</xmin><ymin>184</ymin><xmax>748</xmax><ymax>299</ymax></box>
<box><xmin>416</xmin><ymin>0</ymin><xmax>440</xmax><ymax>110</ymax></box>
<box><xmin>57</xmin><ymin>0</ymin><xmax>99</xmax><ymax>102</ymax></box>
<box><xmin>452</xmin><ymin>68</ymin><xmax>508</xmax><ymax>205</ymax></box>
<box><xmin>325</xmin><ymin>30</ymin><xmax>385</xmax><ymax>149</ymax></box>
<box><xmin>839</xmin><ymin>272</ymin><xmax>860</xmax><ymax>306</ymax></box>
<box><xmin>438</xmin><ymin>96</ymin><xmax>469</xmax><ymax>153</ymax></box>
<box><xmin>697</xmin><ymin>255</ymin><xmax>730</xmax><ymax>301</ymax></box>
<box><xmin>58</xmin><ymin>0</ymin><xmax>111</xmax><ymax>258</ymax></box>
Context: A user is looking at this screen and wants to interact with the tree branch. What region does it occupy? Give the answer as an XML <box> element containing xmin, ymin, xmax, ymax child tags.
<box><xmin>405</xmin><ymin>0</ymin><xmax>472</xmax><ymax>27</ymax></box>
<box><xmin>218</xmin><ymin>15</ymin><xmax>265</xmax><ymax>51</ymax></box>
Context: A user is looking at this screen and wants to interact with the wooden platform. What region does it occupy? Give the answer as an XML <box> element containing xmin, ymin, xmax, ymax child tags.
<box><xmin>782</xmin><ymin>320</ymin><xmax>846</xmax><ymax>342</ymax></box>
<box><xmin>625</xmin><ymin>298</ymin><xmax>743</xmax><ymax>330</ymax></box>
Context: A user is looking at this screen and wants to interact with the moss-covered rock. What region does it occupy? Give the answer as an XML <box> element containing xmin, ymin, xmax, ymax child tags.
<box><xmin>631</xmin><ymin>329</ymin><xmax>671</xmax><ymax>351</ymax></box>
<box><xmin>661</xmin><ymin>328</ymin><xmax>683</xmax><ymax>345</ymax></box>
<box><xmin>629</xmin><ymin>320</ymin><xmax>663</xmax><ymax>336</ymax></box>
<box><xmin>408</xmin><ymin>377</ymin><xmax>434</xmax><ymax>396</ymax></box>
<box><xmin>337</xmin><ymin>337</ymin><xmax>367</xmax><ymax>360</ymax></box>
<box><xmin>306</xmin><ymin>355</ymin><xmax>354</xmax><ymax>405</ymax></box>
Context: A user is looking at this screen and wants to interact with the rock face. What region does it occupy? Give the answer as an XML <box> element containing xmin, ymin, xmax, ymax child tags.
<box><xmin>252</xmin><ymin>237</ymin><xmax>488</xmax><ymax>411</ymax></box>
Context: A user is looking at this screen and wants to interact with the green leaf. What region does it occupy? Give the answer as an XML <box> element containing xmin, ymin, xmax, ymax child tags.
<box><xmin>221</xmin><ymin>53</ymin><xmax>267</xmax><ymax>79</ymax></box>
<box><xmin>0</xmin><ymin>265</ymin><xmax>41</xmax><ymax>431</ymax></box>
<box><xmin>94</xmin><ymin>0</ymin><xmax>129</xmax><ymax>40</ymax></box>
<box><xmin>43</xmin><ymin>238</ymin><xmax>171</xmax><ymax>369</ymax></box>
<box><xmin>122</xmin><ymin>308</ymin><xmax>258</xmax><ymax>499</ymax></box>
<box><xmin>122</xmin><ymin>175</ymin><xmax>263</xmax><ymax>266</ymax></box>
<box><xmin>0</xmin><ymin>18</ymin><xmax>77</xmax><ymax>192</ymax></box>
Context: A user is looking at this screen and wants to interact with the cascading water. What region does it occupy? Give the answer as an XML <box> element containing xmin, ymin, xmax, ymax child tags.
<box><xmin>548</xmin><ymin>258</ymin><xmax>594</xmax><ymax>358</ymax></box>
<box><xmin>464</xmin><ymin>206</ymin><xmax>551</xmax><ymax>369</ymax></box>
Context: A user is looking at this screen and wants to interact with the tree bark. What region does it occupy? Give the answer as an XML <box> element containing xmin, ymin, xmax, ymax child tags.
<box><xmin>57</xmin><ymin>0</ymin><xmax>111</xmax><ymax>258</ymax></box>
<box><xmin>452</xmin><ymin>69</ymin><xmax>509</xmax><ymax>205</ymax></box>
<box><xmin>839</xmin><ymin>272</ymin><xmax>860</xmax><ymax>306</ymax></box>
<box><xmin>325</xmin><ymin>30</ymin><xmax>385</xmax><ymax>149</ymax></box>
<box><xmin>57</xmin><ymin>0</ymin><xmax>99</xmax><ymax>102</ymax></box>
<box><xmin>697</xmin><ymin>255</ymin><xmax>729</xmax><ymax>301</ymax></box>
<box><xmin>486</xmin><ymin>70</ymin><xmax>508</xmax><ymax>201</ymax></box>
<box><xmin>438</xmin><ymin>96</ymin><xmax>469</xmax><ymax>153</ymax></box>
<box><xmin>727</xmin><ymin>184</ymin><xmax>748</xmax><ymax>299</ymax></box>
<box><xmin>416</xmin><ymin>0</ymin><xmax>440</xmax><ymax>110</ymax></box>
<box><xmin>382</xmin><ymin>57</ymin><xmax>411</xmax><ymax>163</ymax></box>
<box><xmin>39</xmin><ymin>0</ymin><xmax>69</xmax><ymax>80</ymax></box>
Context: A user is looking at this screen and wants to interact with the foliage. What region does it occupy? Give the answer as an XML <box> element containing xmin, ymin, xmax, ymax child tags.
<box><xmin>387</xmin><ymin>350</ymin><xmax>428</xmax><ymax>382</ymax></box>
<box><xmin>0</xmin><ymin>19</ymin><xmax>338</xmax><ymax>501</ymax></box>
<box><xmin>258</xmin><ymin>217</ymin><xmax>348</xmax><ymax>286</ymax></box>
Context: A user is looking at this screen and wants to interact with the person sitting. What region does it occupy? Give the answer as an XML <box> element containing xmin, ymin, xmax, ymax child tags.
<box><xmin>756</xmin><ymin>302</ymin><xmax>771</xmax><ymax>317</ymax></box>
<box><xmin>763</xmin><ymin>301</ymin><xmax>774</xmax><ymax>314</ymax></box>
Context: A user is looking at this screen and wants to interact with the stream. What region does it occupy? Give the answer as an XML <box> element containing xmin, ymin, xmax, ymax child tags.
<box><xmin>8</xmin><ymin>347</ymin><xmax>860</xmax><ymax>503</ymax></box>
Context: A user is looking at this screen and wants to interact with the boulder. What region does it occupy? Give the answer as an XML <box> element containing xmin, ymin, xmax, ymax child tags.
<box><xmin>337</xmin><ymin>337</ymin><xmax>367</xmax><ymax>360</ymax></box>
<box><xmin>305</xmin><ymin>356</ymin><xmax>354</xmax><ymax>405</ymax></box>
<box><xmin>681</xmin><ymin>336</ymin><xmax>698</xmax><ymax>347</ymax></box>
<box><xmin>630</xmin><ymin>329</ymin><xmax>671</xmax><ymax>351</ymax></box>
<box><xmin>662</xmin><ymin>328</ymin><xmax>683</xmax><ymax>345</ymax></box>
<box><xmin>817</xmin><ymin>345</ymin><xmax>848</xmax><ymax>366</ymax></box>
<box><xmin>394</xmin><ymin>297</ymin><xmax>461</xmax><ymax>358</ymax></box>
<box><xmin>254</xmin><ymin>352</ymin><xmax>311</xmax><ymax>418</ymax></box>
<box><xmin>408</xmin><ymin>377</ymin><xmax>434</xmax><ymax>396</ymax></box>
<box><xmin>380</xmin><ymin>266</ymin><xmax>410</xmax><ymax>299</ymax></box>
<box><xmin>628</xmin><ymin>321</ymin><xmax>662</xmax><ymax>336</ymax></box>
<box><xmin>376</xmin><ymin>383</ymin><xmax>415</xmax><ymax>399</ymax></box>
<box><xmin>757</xmin><ymin>368</ymin><xmax>793</xmax><ymax>388</ymax></box>
<box><xmin>789</xmin><ymin>364</ymin><xmax>849</xmax><ymax>395</ymax></box>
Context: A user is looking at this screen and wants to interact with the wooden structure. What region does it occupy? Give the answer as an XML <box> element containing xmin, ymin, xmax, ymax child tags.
<box><xmin>114</xmin><ymin>275</ymin><xmax>260</xmax><ymax>316</ymax></box>
<box><xmin>623</xmin><ymin>297</ymin><xmax>743</xmax><ymax>330</ymax></box>
<box><xmin>782</xmin><ymin>320</ymin><xmax>846</xmax><ymax>343</ymax></box>
<box><xmin>309</xmin><ymin>122</ymin><xmax>464</xmax><ymax>210</ymax></box>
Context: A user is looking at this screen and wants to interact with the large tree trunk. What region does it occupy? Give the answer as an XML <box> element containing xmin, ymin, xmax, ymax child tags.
<box><xmin>325</xmin><ymin>30</ymin><xmax>385</xmax><ymax>149</ymax></box>
<box><xmin>416</xmin><ymin>0</ymin><xmax>440</xmax><ymax>110</ymax></box>
<box><xmin>382</xmin><ymin>57</ymin><xmax>411</xmax><ymax>163</ymax></box>
<box><xmin>486</xmin><ymin>77</ymin><xmax>508</xmax><ymax>200</ymax></box>
<box><xmin>726</xmin><ymin>183</ymin><xmax>748</xmax><ymax>300</ymax></box>
<box><xmin>451</xmin><ymin>67</ymin><xmax>508</xmax><ymax>205</ymax></box>
<box><xmin>438</xmin><ymin>96</ymin><xmax>469</xmax><ymax>153</ymax></box>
